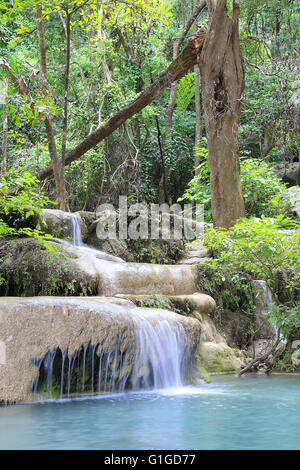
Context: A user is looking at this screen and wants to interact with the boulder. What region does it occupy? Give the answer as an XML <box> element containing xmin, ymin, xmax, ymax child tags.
<box><xmin>285</xmin><ymin>186</ymin><xmax>300</xmax><ymax>219</ymax></box>
<box><xmin>271</xmin><ymin>162</ymin><xmax>300</xmax><ymax>186</ymax></box>
<box><xmin>41</xmin><ymin>209</ymin><xmax>87</xmax><ymax>241</ymax></box>
<box><xmin>198</xmin><ymin>341</ymin><xmax>244</xmax><ymax>373</ymax></box>
<box><xmin>0</xmin><ymin>238</ymin><xmax>99</xmax><ymax>296</ymax></box>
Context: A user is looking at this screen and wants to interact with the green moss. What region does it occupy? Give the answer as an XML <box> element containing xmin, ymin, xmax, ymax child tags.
<box><xmin>198</xmin><ymin>364</ymin><xmax>211</xmax><ymax>383</ymax></box>
<box><xmin>197</xmin><ymin>263</ymin><xmax>254</xmax><ymax>314</ymax></box>
<box><xmin>128</xmin><ymin>294</ymin><xmax>198</xmax><ymax>318</ymax></box>
<box><xmin>127</xmin><ymin>238</ymin><xmax>186</xmax><ymax>264</ymax></box>
<box><xmin>0</xmin><ymin>238</ymin><xmax>98</xmax><ymax>296</ymax></box>
<box><xmin>198</xmin><ymin>343</ymin><xmax>241</xmax><ymax>373</ymax></box>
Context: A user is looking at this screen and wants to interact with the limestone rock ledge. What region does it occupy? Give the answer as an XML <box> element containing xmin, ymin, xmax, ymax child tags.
<box><xmin>114</xmin><ymin>292</ymin><xmax>245</xmax><ymax>378</ymax></box>
<box><xmin>0</xmin><ymin>296</ymin><xmax>201</xmax><ymax>403</ymax></box>
<box><xmin>0</xmin><ymin>238</ymin><xmax>198</xmax><ymax>297</ymax></box>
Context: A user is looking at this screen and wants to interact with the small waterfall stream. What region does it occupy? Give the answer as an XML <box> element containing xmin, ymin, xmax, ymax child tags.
<box><xmin>32</xmin><ymin>315</ymin><xmax>192</xmax><ymax>399</ymax></box>
<box><xmin>27</xmin><ymin>212</ymin><xmax>200</xmax><ymax>401</ymax></box>
<box><xmin>253</xmin><ymin>280</ymin><xmax>286</xmax><ymax>342</ymax></box>
<box><xmin>70</xmin><ymin>213</ymin><xmax>83</xmax><ymax>247</ymax></box>
<box><xmin>255</xmin><ymin>280</ymin><xmax>273</xmax><ymax>313</ymax></box>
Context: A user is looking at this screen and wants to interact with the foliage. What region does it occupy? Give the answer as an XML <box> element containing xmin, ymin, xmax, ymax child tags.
<box><xmin>180</xmin><ymin>149</ymin><xmax>292</xmax><ymax>221</ymax></box>
<box><xmin>239</xmin><ymin>0</ymin><xmax>299</xmax><ymax>161</ymax></box>
<box><xmin>267</xmin><ymin>302</ymin><xmax>300</xmax><ymax>341</ymax></box>
<box><xmin>0</xmin><ymin>168</ymin><xmax>55</xmax><ymax>249</ymax></box>
<box><xmin>175</xmin><ymin>73</ymin><xmax>195</xmax><ymax>111</ymax></box>
<box><xmin>127</xmin><ymin>237</ymin><xmax>185</xmax><ymax>264</ymax></box>
<box><xmin>204</xmin><ymin>216</ymin><xmax>300</xmax><ymax>289</ymax></box>
<box><xmin>197</xmin><ymin>263</ymin><xmax>254</xmax><ymax>314</ymax></box>
<box><xmin>199</xmin><ymin>215</ymin><xmax>300</xmax><ymax>343</ymax></box>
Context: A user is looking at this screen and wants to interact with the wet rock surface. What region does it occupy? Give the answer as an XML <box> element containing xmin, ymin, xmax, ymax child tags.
<box><xmin>0</xmin><ymin>297</ymin><xmax>201</xmax><ymax>403</ymax></box>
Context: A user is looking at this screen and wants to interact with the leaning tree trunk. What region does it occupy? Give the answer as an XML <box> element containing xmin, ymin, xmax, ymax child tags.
<box><xmin>200</xmin><ymin>0</ymin><xmax>245</xmax><ymax>228</ymax></box>
<box><xmin>37</xmin><ymin>27</ymin><xmax>206</xmax><ymax>182</ymax></box>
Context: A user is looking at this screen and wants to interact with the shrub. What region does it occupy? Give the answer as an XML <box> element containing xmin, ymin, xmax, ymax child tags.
<box><xmin>179</xmin><ymin>151</ymin><xmax>291</xmax><ymax>221</ymax></box>
<box><xmin>0</xmin><ymin>168</ymin><xmax>55</xmax><ymax>250</ymax></box>
<box><xmin>204</xmin><ymin>215</ymin><xmax>299</xmax><ymax>291</ymax></box>
<box><xmin>203</xmin><ymin>216</ymin><xmax>300</xmax><ymax>341</ymax></box>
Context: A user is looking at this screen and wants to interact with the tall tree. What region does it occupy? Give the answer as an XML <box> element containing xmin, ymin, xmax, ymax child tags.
<box><xmin>193</xmin><ymin>0</ymin><xmax>203</xmax><ymax>172</ymax></box>
<box><xmin>1</xmin><ymin>77</ymin><xmax>8</xmax><ymax>176</ymax></box>
<box><xmin>36</xmin><ymin>3</ymin><xmax>69</xmax><ymax>211</ymax></box>
<box><xmin>200</xmin><ymin>0</ymin><xmax>245</xmax><ymax>228</ymax></box>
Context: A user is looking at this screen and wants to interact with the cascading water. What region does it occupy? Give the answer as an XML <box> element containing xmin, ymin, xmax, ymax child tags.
<box><xmin>32</xmin><ymin>312</ymin><xmax>193</xmax><ymax>400</ymax></box>
<box><xmin>256</xmin><ymin>280</ymin><xmax>273</xmax><ymax>313</ymax></box>
<box><xmin>253</xmin><ymin>279</ymin><xmax>285</xmax><ymax>342</ymax></box>
<box><xmin>26</xmin><ymin>211</ymin><xmax>200</xmax><ymax>402</ymax></box>
<box><xmin>131</xmin><ymin>318</ymin><xmax>187</xmax><ymax>390</ymax></box>
<box><xmin>70</xmin><ymin>213</ymin><xmax>83</xmax><ymax>247</ymax></box>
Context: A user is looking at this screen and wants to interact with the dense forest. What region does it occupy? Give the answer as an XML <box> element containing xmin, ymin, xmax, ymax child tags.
<box><xmin>0</xmin><ymin>0</ymin><xmax>299</xmax><ymax>371</ymax></box>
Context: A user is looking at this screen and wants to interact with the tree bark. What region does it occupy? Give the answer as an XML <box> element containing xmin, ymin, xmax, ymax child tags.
<box><xmin>193</xmin><ymin>0</ymin><xmax>203</xmax><ymax>173</ymax></box>
<box><xmin>37</xmin><ymin>27</ymin><xmax>206</xmax><ymax>181</ymax></box>
<box><xmin>61</xmin><ymin>9</ymin><xmax>71</xmax><ymax>170</ymax></box>
<box><xmin>238</xmin><ymin>332</ymin><xmax>281</xmax><ymax>376</ymax></box>
<box><xmin>36</xmin><ymin>4</ymin><xmax>69</xmax><ymax>211</ymax></box>
<box><xmin>1</xmin><ymin>77</ymin><xmax>8</xmax><ymax>175</ymax></box>
<box><xmin>199</xmin><ymin>0</ymin><xmax>245</xmax><ymax>228</ymax></box>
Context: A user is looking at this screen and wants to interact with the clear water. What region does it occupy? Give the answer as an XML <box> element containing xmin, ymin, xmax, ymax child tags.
<box><xmin>0</xmin><ymin>374</ymin><xmax>299</xmax><ymax>450</ymax></box>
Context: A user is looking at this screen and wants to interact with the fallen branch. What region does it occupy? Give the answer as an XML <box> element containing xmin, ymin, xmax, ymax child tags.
<box><xmin>238</xmin><ymin>329</ymin><xmax>282</xmax><ymax>376</ymax></box>
<box><xmin>37</xmin><ymin>27</ymin><xmax>206</xmax><ymax>181</ymax></box>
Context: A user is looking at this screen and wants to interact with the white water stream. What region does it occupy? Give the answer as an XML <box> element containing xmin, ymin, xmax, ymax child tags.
<box><xmin>31</xmin><ymin>213</ymin><xmax>197</xmax><ymax>399</ymax></box>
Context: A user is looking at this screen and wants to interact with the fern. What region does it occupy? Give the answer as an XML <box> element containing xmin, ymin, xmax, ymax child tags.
<box><xmin>175</xmin><ymin>73</ymin><xmax>195</xmax><ymax>111</ymax></box>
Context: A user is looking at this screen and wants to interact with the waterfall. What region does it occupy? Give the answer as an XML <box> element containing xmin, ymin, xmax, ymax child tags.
<box><xmin>253</xmin><ymin>279</ymin><xmax>274</xmax><ymax>317</ymax></box>
<box><xmin>253</xmin><ymin>280</ymin><xmax>285</xmax><ymax>341</ymax></box>
<box><xmin>70</xmin><ymin>213</ymin><xmax>82</xmax><ymax>247</ymax></box>
<box><xmin>131</xmin><ymin>317</ymin><xmax>187</xmax><ymax>390</ymax></box>
<box><xmin>256</xmin><ymin>280</ymin><xmax>273</xmax><ymax>313</ymax></box>
<box><xmin>32</xmin><ymin>312</ymin><xmax>193</xmax><ymax>399</ymax></box>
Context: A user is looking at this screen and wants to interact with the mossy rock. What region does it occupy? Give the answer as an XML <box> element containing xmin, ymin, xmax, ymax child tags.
<box><xmin>126</xmin><ymin>238</ymin><xmax>186</xmax><ymax>264</ymax></box>
<box><xmin>0</xmin><ymin>238</ymin><xmax>98</xmax><ymax>296</ymax></box>
<box><xmin>198</xmin><ymin>364</ymin><xmax>211</xmax><ymax>383</ymax></box>
<box><xmin>198</xmin><ymin>342</ymin><xmax>243</xmax><ymax>373</ymax></box>
<box><xmin>85</xmin><ymin>211</ymin><xmax>186</xmax><ymax>264</ymax></box>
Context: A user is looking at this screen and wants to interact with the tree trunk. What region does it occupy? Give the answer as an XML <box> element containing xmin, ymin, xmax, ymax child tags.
<box><xmin>37</xmin><ymin>27</ymin><xmax>206</xmax><ymax>182</ymax></box>
<box><xmin>200</xmin><ymin>0</ymin><xmax>245</xmax><ymax>228</ymax></box>
<box><xmin>61</xmin><ymin>10</ymin><xmax>71</xmax><ymax>170</ymax></box>
<box><xmin>36</xmin><ymin>4</ymin><xmax>69</xmax><ymax>211</ymax></box>
<box><xmin>1</xmin><ymin>77</ymin><xmax>8</xmax><ymax>175</ymax></box>
<box><xmin>160</xmin><ymin>0</ymin><xmax>207</xmax><ymax>202</ymax></box>
<box><xmin>193</xmin><ymin>0</ymin><xmax>203</xmax><ymax>173</ymax></box>
<box><xmin>194</xmin><ymin>63</ymin><xmax>202</xmax><ymax>172</ymax></box>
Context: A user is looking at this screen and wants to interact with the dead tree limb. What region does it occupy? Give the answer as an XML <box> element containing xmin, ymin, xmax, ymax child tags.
<box><xmin>238</xmin><ymin>329</ymin><xmax>281</xmax><ymax>376</ymax></box>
